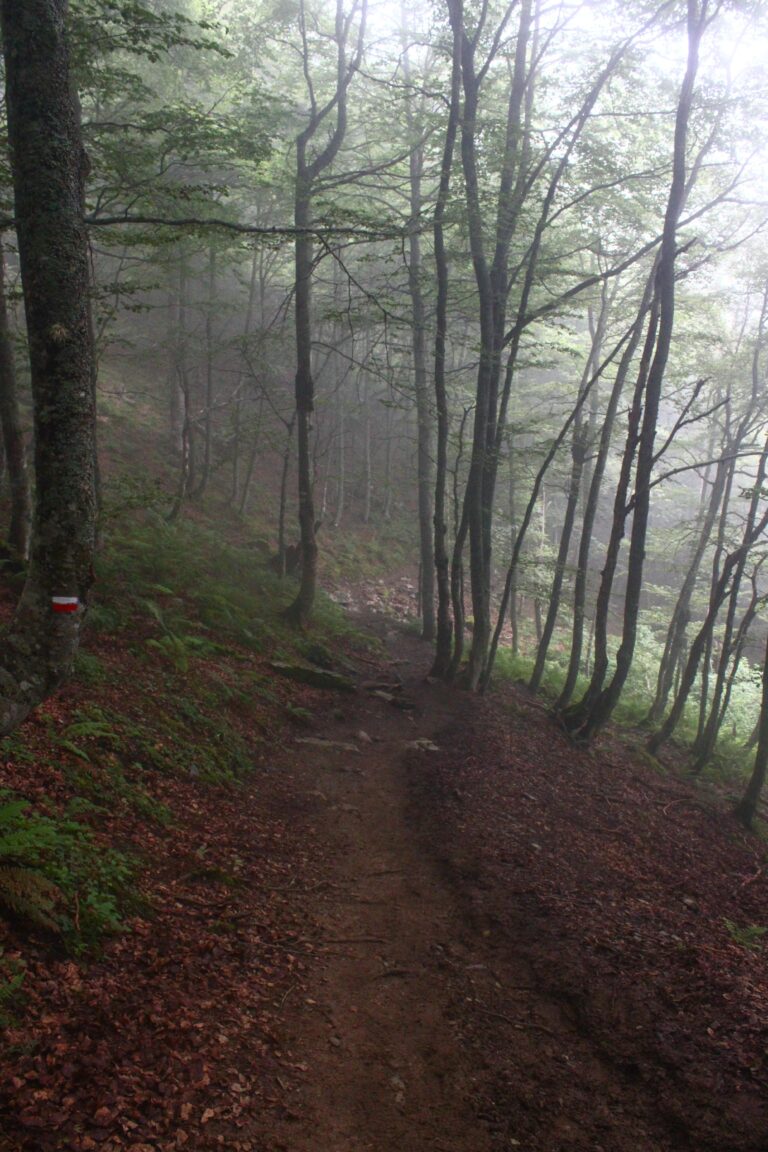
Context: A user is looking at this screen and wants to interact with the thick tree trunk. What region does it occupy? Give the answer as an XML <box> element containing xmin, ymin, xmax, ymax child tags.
<box><xmin>0</xmin><ymin>0</ymin><xmax>97</xmax><ymax>732</ymax></box>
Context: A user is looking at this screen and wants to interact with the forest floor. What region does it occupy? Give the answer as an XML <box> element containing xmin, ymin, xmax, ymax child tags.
<box><xmin>1</xmin><ymin>580</ymin><xmax>768</xmax><ymax>1151</ymax></box>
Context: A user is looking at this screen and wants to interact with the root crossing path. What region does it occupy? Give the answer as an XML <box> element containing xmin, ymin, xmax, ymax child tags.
<box><xmin>258</xmin><ymin>622</ymin><xmax>765</xmax><ymax>1152</ymax></box>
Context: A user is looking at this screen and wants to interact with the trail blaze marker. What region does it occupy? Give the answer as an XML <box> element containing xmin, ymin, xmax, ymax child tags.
<box><xmin>52</xmin><ymin>597</ymin><xmax>79</xmax><ymax>614</ymax></box>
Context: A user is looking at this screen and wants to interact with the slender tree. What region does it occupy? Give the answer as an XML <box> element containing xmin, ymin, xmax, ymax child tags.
<box><xmin>286</xmin><ymin>0</ymin><xmax>366</xmax><ymax>626</ymax></box>
<box><xmin>564</xmin><ymin>0</ymin><xmax>710</xmax><ymax>741</ymax></box>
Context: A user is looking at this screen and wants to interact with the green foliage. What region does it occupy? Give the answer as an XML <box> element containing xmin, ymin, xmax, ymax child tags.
<box><xmin>100</xmin><ymin>474</ymin><xmax>168</xmax><ymax>523</ymax></box>
<box><xmin>70</xmin><ymin>0</ymin><xmax>229</xmax><ymax>71</ymax></box>
<box><xmin>95</xmin><ymin>515</ymin><xmax>364</xmax><ymax>663</ymax></box>
<box><xmin>73</xmin><ymin>650</ymin><xmax>110</xmax><ymax>687</ymax></box>
<box><xmin>60</xmin><ymin>698</ymin><xmax>253</xmax><ymax>789</ymax></box>
<box><xmin>54</xmin><ymin>705</ymin><xmax>168</xmax><ymax>820</ymax></box>
<box><xmin>0</xmin><ymin>792</ymin><xmax>132</xmax><ymax>947</ymax></box>
<box><xmin>723</xmin><ymin>918</ymin><xmax>768</xmax><ymax>950</ymax></box>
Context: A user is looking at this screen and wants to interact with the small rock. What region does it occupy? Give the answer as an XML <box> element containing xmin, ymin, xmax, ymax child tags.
<box><xmin>406</xmin><ymin>739</ymin><xmax>440</xmax><ymax>753</ymax></box>
<box><xmin>329</xmin><ymin>1035</ymin><xmax>341</xmax><ymax>1048</ymax></box>
<box><xmin>389</xmin><ymin>1075</ymin><xmax>406</xmax><ymax>1091</ymax></box>
<box><xmin>356</xmin><ymin>730</ymin><xmax>373</xmax><ymax>744</ymax></box>
<box><xmin>295</xmin><ymin>737</ymin><xmax>360</xmax><ymax>754</ymax></box>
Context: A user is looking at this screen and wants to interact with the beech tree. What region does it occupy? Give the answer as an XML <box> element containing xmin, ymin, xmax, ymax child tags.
<box><xmin>563</xmin><ymin>0</ymin><xmax>711</xmax><ymax>741</ymax></box>
<box><xmin>0</xmin><ymin>0</ymin><xmax>97</xmax><ymax>731</ymax></box>
<box><xmin>286</xmin><ymin>0</ymin><xmax>367</xmax><ymax>626</ymax></box>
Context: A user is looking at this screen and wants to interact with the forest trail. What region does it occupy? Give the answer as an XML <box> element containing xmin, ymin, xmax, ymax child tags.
<box><xmin>254</xmin><ymin>615</ymin><xmax>768</xmax><ymax>1152</ymax></box>
<box><xmin>261</xmin><ymin>626</ymin><xmax>493</xmax><ymax>1152</ymax></box>
<box><xmin>2</xmin><ymin>599</ymin><xmax>767</xmax><ymax>1152</ymax></box>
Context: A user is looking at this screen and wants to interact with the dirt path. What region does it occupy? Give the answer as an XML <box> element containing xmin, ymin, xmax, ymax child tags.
<box><xmin>263</xmin><ymin>628</ymin><xmax>492</xmax><ymax>1152</ymax></box>
<box><xmin>256</xmin><ymin>620</ymin><xmax>768</xmax><ymax>1152</ymax></box>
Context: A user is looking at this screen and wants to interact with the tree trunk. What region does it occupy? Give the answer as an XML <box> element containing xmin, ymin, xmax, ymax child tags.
<box><xmin>555</xmin><ymin>290</ymin><xmax>649</xmax><ymax>710</ymax></box>
<box><xmin>401</xmin><ymin>25</ymin><xmax>435</xmax><ymax>640</ymax></box>
<box><xmin>286</xmin><ymin>0</ymin><xmax>365</xmax><ymax>626</ymax></box>
<box><xmin>529</xmin><ymin>425</ymin><xmax>587</xmax><ymax>693</ymax></box>
<box><xmin>231</xmin><ymin>250</ymin><xmax>260</xmax><ymax>507</ymax></box>
<box><xmin>735</xmin><ymin>633</ymin><xmax>768</xmax><ymax>828</ymax></box>
<box><xmin>693</xmin><ymin>581</ymin><xmax>759</xmax><ymax>773</ymax></box>
<box><xmin>648</xmin><ymin>439</ymin><xmax>768</xmax><ymax>755</ymax></box>
<box><xmin>0</xmin><ymin>242</ymin><xmax>31</xmax><ymax>562</ymax></box>
<box><xmin>530</xmin><ymin>291</ymin><xmax>609</xmax><ymax>694</ymax></box>
<box><xmin>192</xmin><ymin>243</ymin><xmax>217</xmax><ymax>500</ymax></box>
<box><xmin>286</xmin><ymin>186</ymin><xmax>318</xmax><ymax>625</ymax></box>
<box><xmin>567</xmin><ymin>1</ymin><xmax>709</xmax><ymax>742</ymax></box>
<box><xmin>333</xmin><ymin>392</ymin><xmax>345</xmax><ymax>529</ymax></box>
<box><xmin>646</xmin><ymin>445</ymin><xmax>729</xmax><ymax>723</ymax></box>
<box><xmin>431</xmin><ymin>25</ymin><xmax>461</xmax><ymax>677</ymax></box>
<box><xmin>0</xmin><ymin>0</ymin><xmax>97</xmax><ymax>732</ymax></box>
<box><xmin>277</xmin><ymin>416</ymin><xmax>296</xmax><ymax>577</ymax></box>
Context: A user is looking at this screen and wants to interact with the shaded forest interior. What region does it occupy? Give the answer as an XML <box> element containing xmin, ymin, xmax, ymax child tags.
<box><xmin>0</xmin><ymin>0</ymin><xmax>767</xmax><ymax>1149</ymax></box>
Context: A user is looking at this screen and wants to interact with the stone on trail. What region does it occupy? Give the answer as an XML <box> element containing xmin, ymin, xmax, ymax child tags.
<box><xmin>295</xmin><ymin>737</ymin><xmax>361</xmax><ymax>754</ymax></box>
<box><xmin>269</xmin><ymin>661</ymin><xmax>356</xmax><ymax>693</ymax></box>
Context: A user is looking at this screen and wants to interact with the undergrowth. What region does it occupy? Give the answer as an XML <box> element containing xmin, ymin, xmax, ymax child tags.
<box><xmin>493</xmin><ymin>634</ymin><xmax>758</xmax><ymax>789</ymax></box>
<box><xmin>0</xmin><ymin>791</ymin><xmax>131</xmax><ymax>949</ymax></box>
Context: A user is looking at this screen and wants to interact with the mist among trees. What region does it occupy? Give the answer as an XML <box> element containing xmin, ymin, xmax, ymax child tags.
<box><xmin>3</xmin><ymin>3</ymin><xmax>768</xmax><ymax>1148</ymax></box>
<box><xmin>11</xmin><ymin>0</ymin><xmax>762</xmax><ymax>816</ymax></box>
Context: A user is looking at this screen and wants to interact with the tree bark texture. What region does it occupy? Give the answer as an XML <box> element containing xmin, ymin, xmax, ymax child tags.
<box><xmin>0</xmin><ymin>242</ymin><xmax>31</xmax><ymax>562</ymax></box>
<box><xmin>0</xmin><ymin>0</ymin><xmax>97</xmax><ymax>731</ymax></box>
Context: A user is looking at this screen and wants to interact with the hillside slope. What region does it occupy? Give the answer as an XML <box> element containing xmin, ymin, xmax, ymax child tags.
<box><xmin>0</xmin><ymin>397</ymin><xmax>765</xmax><ymax>1149</ymax></box>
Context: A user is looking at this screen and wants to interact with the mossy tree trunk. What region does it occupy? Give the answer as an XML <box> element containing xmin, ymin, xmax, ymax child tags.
<box><xmin>0</xmin><ymin>0</ymin><xmax>97</xmax><ymax>732</ymax></box>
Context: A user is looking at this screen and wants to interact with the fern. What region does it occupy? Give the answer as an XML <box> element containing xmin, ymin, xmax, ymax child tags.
<box><xmin>724</xmin><ymin>918</ymin><xmax>768</xmax><ymax>950</ymax></box>
<box><xmin>0</xmin><ymin>789</ymin><xmax>132</xmax><ymax>944</ymax></box>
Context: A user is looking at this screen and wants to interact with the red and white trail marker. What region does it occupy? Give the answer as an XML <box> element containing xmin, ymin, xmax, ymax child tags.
<box><xmin>51</xmin><ymin>596</ymin><xmax>79</xmax><ymax>614</ymax></box>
